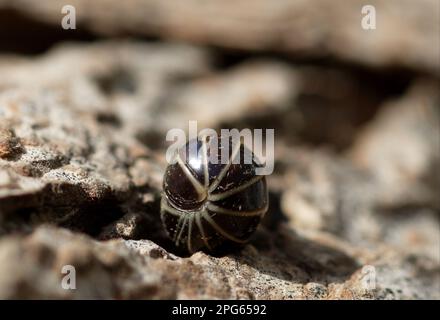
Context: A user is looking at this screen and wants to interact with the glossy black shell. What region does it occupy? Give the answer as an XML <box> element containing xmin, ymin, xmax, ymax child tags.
<box><xmin>161</xmin><ymin>136</ymin><xmax>268</xmax><ymax>253</ymax></box>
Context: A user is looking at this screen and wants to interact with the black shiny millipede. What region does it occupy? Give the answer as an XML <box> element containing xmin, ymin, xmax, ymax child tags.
<box><xmin>161</xmin><ymin>135</ymin><xmax>269</xmax><ymax>253</ymax></box>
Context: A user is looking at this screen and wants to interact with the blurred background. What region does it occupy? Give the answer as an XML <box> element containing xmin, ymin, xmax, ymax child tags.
<box><xmin>0</xmin><ymin>0</ymin><xmax>438</xmax><ymax>299</ymax></box>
